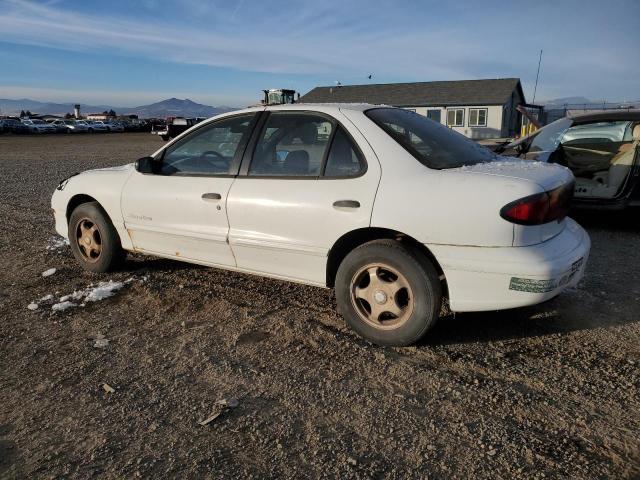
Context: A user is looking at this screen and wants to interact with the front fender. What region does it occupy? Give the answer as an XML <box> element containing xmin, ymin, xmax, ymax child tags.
<box><xmin>51</xmin><ymin>164</ymin><xmax>136</xmax><ymax>249</ymax></box>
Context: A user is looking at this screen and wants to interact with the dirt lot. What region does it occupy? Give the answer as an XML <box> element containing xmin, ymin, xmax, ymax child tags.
<box><xmin>0</xmin><ymin>133</ymin><xmax>639</xmax><ymax>479</ymax></box>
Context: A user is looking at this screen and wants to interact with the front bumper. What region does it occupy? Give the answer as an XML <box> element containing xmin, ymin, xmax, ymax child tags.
<box><xmin>428</xmin><ymin>218</ymin><xmax>591</xmax><ymax>312</ymax></box>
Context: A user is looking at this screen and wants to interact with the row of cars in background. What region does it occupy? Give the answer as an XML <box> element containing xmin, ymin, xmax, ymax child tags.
<box><xmin>0</xmin><ymin>118</ymin><xmax>152</xmax><ymax>134</ymax></box>
<box><xmin>151</xmin><ymin>116</ymin><xmax>207</xmax><ymax>141</ymax></box>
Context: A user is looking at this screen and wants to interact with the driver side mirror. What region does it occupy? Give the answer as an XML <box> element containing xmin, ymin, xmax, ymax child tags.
<box><xmin>135</xmin><ymin>156</ymin><xmax>156</xmax><ymax>174</ymax></box>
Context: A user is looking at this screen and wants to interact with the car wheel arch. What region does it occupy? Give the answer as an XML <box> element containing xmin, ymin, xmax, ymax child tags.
<box><xmin>326</xmin><ymin>227</ymin><xmax>448</xmax><ymax>299</ymax></box>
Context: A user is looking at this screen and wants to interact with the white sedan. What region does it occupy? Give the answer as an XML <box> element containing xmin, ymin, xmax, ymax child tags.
<box><xmin>51</xmin><ymin>104</ymin><xmax>590</xmax><ymax>346</ymax></box>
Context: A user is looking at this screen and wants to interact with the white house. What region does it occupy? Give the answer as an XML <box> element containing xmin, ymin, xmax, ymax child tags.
<box><xmin>299</xmin><ymin>78</ymin><xmax>526</xmax><ymax>139</ymax></box>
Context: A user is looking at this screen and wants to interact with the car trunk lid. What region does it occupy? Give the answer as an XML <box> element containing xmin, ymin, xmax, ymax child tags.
<box><xmin>458</xmin><ymin>158</ymin><xmax>575</xmax><ymax>246</ymax></box>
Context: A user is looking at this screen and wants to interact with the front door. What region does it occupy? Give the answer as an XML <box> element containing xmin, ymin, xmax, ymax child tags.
<box><xmin>227</xmin><ymin>110</ymin><xmax>381</xmax><ymax>285</ymax></box>
<box><xmin>121</xmin><ymin>113</ymin><xmax>257</xmax><ymax>266</ymax></box>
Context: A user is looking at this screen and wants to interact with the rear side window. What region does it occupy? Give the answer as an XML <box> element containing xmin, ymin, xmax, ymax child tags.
<box><xmin>324</xmin><ymin>127</ymin><xmax>365</xmax><ymax>177</ymax></box>
<box><xmin>366</xmin><ymin>108</ymin><xmax>495</xmax><ymax>169</ymax></box>
<box><xmin>250</xmin><ymin>113</ymin><xmax>333</xmax><ymax>177</ymax></box>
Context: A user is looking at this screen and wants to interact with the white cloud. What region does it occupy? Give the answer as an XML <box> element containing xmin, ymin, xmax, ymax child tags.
<box><xmin>1</xmin><ymin>0</ymin><xmax>638</xmax><ymax>102</ymax></box>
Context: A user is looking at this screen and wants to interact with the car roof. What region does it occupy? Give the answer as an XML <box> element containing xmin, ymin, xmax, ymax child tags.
<box><xmin>569</xmin><ymin>110</ymin><xmax>640</xmax><ymax>124</ymax></box>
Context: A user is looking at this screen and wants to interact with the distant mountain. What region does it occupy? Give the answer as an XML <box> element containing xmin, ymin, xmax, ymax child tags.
<box><xmin>120</xmin><ymin>98</ymin><xmax>233</xmax><ymax>118</ymax></box>
<box><xmin>542</xmin><ymin>96</ymin><xmax>640</xmax><ymax>109</ymax></box>
<box><xmin>0</xmin><ymin>97</ymin><xmax>235</xmax><ymax>118</ymax></box>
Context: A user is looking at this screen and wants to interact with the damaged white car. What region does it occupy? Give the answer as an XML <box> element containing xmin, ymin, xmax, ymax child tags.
<box><xmin>51</xmin><ymin>104</ymin><xmax>590</xmax><ymax>346</ymax></box>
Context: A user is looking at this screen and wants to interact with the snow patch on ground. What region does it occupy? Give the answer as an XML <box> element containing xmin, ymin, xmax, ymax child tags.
<box><xmin>28</xmin><ymin>277</ymin><xmax>146</xmax><ymax>312</ymax></box>
<box><xmin>46</xmin><ymin>236</ymin><xmax>70</xmax><ymax>251</ymax></box>
<box><xmin>41</xmin><ymin>268</ymin><xmax>57</xmax><ymax>277</ymax></box>
<box><xmin>85</xmin><ymin>281</ymin><xmax>124</xmax><ymax>302</ymax></box>
<box><xmin>52</xmin><ymin>300</ymin><xmax>76</xmax><ymax>312</ymax></box>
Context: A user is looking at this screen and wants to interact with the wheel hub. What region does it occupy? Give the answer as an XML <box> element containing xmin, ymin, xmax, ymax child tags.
<box><xmin>374</xmin><ymin>290</ymin><xmax>388</xmax><ymax>304</ymax></box>
<box><xmin>75</xmin><ymin>218</ymin><xmax>102</xmax><ymax>263</ymax></box>
<box><xmin>350</xmin><ymin>263</ymin><xmax>414</xmax><ymax>330</ymax></box>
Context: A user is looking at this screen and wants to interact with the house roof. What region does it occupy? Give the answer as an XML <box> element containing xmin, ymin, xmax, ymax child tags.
<box><xmin>299</xmin><ymin>78</ymin><xmax>524</xmax><ymax>107</ymax></box>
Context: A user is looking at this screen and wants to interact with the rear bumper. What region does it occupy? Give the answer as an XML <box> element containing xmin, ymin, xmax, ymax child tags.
<box><xmin>428</xmin><ymin>218</ymin><xmax>590</xmax><ymax>312</ymax></box>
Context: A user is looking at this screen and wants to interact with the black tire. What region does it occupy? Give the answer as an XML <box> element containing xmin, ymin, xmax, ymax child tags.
<box><xmin>161</xmin><ymin>135</ymin><xmax>170</xmax><ymax>141</ymax></box>
<box><xmin>335</xmin><ymin>239</ymin><xmax>441</xmax><ymax>346</ymax></box>
<box><xmin>68</xmin><ymin>202</ymin><xmax>126</xmax><ymax>273</ymax></box>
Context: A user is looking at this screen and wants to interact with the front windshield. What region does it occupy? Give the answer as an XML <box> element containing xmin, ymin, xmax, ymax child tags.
<box><xmin>527</xmin><ymin>117</ymin><xmax>573</xmax><ymax>153</ymax></box>
<box><xmin>365</xmin><ymin>108</ymin><xmax>496</xmax><ymax>169</ymax></box>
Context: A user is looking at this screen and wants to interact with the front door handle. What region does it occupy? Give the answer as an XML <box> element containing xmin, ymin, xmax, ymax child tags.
<box><xmin>333</xmin><ymin>200</ymin><xmax>360</xmax><ymax>209</ymax></box>
<box><xmin>202</xmin><ymin>193</ymin><xmax>222</xmax><ymax>201</ymax></box>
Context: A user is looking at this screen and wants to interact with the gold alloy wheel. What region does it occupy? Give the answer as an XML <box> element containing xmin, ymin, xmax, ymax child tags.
<box><xmin>350</xmin><ymin>263</ymin><xmax>414</xmax><ymax>330</ymax></box>
<box><xmin>75</xmin><ymin>218</ymin><xmax>102</xmax><ymax>263</ymax></box>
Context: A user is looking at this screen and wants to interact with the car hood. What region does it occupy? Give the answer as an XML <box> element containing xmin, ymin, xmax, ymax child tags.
<box><xmin>84</xmin><ymin>164</ymin><xmax>135</xmax><ymax>174</ymax></box>
<box><xmin>456</xmin><ymin>158</ymin><xmax>573</xmax><ymax>191</ymax></box>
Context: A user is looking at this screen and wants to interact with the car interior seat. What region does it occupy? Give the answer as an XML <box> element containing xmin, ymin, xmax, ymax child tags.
<box><xmin>283</xmin><ymin>150</ymin><xmax>310</xmax><ymax>175</ymax></box>
<box><xmin>574</xmin><ymin>124</ymin><xmax>640</xmax><ymax>199</ymax></box>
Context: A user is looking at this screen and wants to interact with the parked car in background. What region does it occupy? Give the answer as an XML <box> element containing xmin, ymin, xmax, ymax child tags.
<box><xmin>21</xmin><ymin>119</ymin><xmax>56</xmax><ymax>133</ymax></box>
<box><xmin>497</xmin><ymin>111</ymin><xmax>640</xmax><ymax>210</ymax></box>
<box><xmin>64</xmin><ymin>120</ymin><xmax>89</xmax><ymax>133</ymax></box>
<box><xmin>106</xmin><ymin>122</ymin><xmax>124</xmax><ymax>132</ymax></box>
<box><xmin>0</xmin><ymin>118</ymin><xmax>30</xmax><ymax>134</ymax></box>
<box><xmin>52</xmin><ymin>104</ymin><xmax>590</xmax><ymax>346</ymax></box>
<box><xmin>74</xmin><ymin>120</ymin><xmax>91</xmax><ymax>132</ymax></box>
<box><xmin>49</xmin><ymin>119</ymin><xmax>71</xmax><ymax>133</ymax></box>
<box><xmin>88</xmin><ymin>121</ymin><xmax>109</xmax><ymax>132</ymax></box>
<box><xmin>152</xmin><ymin>117</ymin><xmax>205</xmax><ymax>141</ymax></box>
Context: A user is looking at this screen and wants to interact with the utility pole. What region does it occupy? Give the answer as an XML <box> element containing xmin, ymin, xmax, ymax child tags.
<box><xmin>532</xmin><ymin>49</ymin><xmax>543</xmax><ymax>105</ymax></box>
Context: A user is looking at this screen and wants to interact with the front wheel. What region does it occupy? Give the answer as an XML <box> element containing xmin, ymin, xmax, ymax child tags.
<box><xmin>68</xmin><ymin>202</ymin><xmax>126</xmax><ymax>273</ymax></box>
<box><xmin>335</xmin><ymin>240</ymin><xmax>441</xmax><ymax>346</ymax></box>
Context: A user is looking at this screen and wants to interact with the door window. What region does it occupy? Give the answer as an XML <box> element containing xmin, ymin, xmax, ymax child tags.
<box><xmin>249</xmin><ymin>113</ymin><xmax>333</xmax><ymax>177</ymax></box>
<box><xmin>324</xmin><ymin>127</ymin><xmax>366</xmax><ymax>177</ymax></box>
<box><xmin>159</xmin><ymin>114</ymin><xmax>255</xmax><ymax>175</ymax></box>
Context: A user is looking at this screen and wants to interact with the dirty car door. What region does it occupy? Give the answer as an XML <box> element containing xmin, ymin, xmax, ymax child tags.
<box><xmin>121</xmin><ymin>113</ymin><xmax>257</xmax><ymax>266</ymax></box>
<box><xmin>226</xmin><ymin>110</ymin><xmax>380</xmax><ymax>285</ymax></box>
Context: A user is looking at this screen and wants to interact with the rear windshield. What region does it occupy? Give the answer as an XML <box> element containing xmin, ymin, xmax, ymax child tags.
<box><xmin>365</xmin><ymin>108</ymin><xmax>495</xmax><ymax>169</ymax></box>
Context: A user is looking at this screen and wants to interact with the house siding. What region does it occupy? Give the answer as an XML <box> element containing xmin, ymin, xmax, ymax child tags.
<box><xmin>402</xmin><ymin>105</ymin><xmax>505</xmax><ymax>139</ymax></box>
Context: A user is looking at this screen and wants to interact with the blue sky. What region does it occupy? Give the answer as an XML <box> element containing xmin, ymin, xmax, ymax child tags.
<box><xmin>0</xmin><ymin>0</ymin><xmax>638</xmax><ymax>107</ymax></box>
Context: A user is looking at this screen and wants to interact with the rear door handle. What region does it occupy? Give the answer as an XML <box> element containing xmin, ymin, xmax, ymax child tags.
<box><xmin>202</xmin><ymin>193</ymin><xmax>222</xmax><ymax>201</ymax></box>
<box><xmin>333</xmin><ymin>200</ymin><xmax>360</xmax><ymax>209</ymax></box>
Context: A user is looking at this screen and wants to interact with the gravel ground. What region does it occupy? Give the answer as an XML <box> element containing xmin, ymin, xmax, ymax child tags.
<box><xmin>0</xmin><ymin>133</ymin><xmax>639</xmax><ymax>479</ymax></box>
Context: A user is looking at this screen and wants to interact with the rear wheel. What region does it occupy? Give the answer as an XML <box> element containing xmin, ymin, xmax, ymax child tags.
<box><xmin>335</xmin><ymin>240</ymin><xmax>441</xmax><ymax>346</ymax></box>
<box><xmin>68</xmin><ymin>202</ymin><xmax>126</xmax><ymax>273</ymax></box>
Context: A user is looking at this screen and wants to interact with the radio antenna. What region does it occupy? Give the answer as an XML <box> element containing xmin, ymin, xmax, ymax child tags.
<box><xmin>532</xmin><ymin>49</ymin><xmax>543</xmax><ymax>104</ymax></box>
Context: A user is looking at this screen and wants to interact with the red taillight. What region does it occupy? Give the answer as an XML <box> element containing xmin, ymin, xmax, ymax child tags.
<box><xmin>500</xmin><ymin>182</ymin><xmax>574</xmax><ymax>225</ymax></box>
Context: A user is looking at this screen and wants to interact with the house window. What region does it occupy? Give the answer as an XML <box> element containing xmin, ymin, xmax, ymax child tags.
<box><xmin>469</xmin><ymin>108</ymin><xmax>488</xmax><ymax>127</ymax></box>
<box><xmin>446</xmin><ymin>108</ymin><xmax>464</xmax><ymax>127</ymax></box>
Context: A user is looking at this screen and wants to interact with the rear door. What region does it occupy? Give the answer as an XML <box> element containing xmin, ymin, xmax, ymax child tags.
<box><xmin>226</xmin><ymin>109</ymin><xmax>381</xmax><ymax>285</ymax></box>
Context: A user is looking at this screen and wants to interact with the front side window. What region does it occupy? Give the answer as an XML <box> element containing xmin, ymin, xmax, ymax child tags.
<box><xmin>159</xmin><ymin>114</ymin><xmax>254</xmax><ymax>175</ymax></box>
<box><xmin>366</xmin><ymin>108</ymin><xmax>495</xmax><ymax>169</ymax></box>
<box><xmin>250</xmin><ymin>113</ymin><xmax>333</xmax><ymax>177</ymax></box>
<box><xmin>446</xmin><ymin>108</ymin><xmax>464</xmax><ymax>127</ymax></box>
<box><xmin>469</xmin><ymin>108</ymin><xmax>488</xmax><ymax>127</ymax></box>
